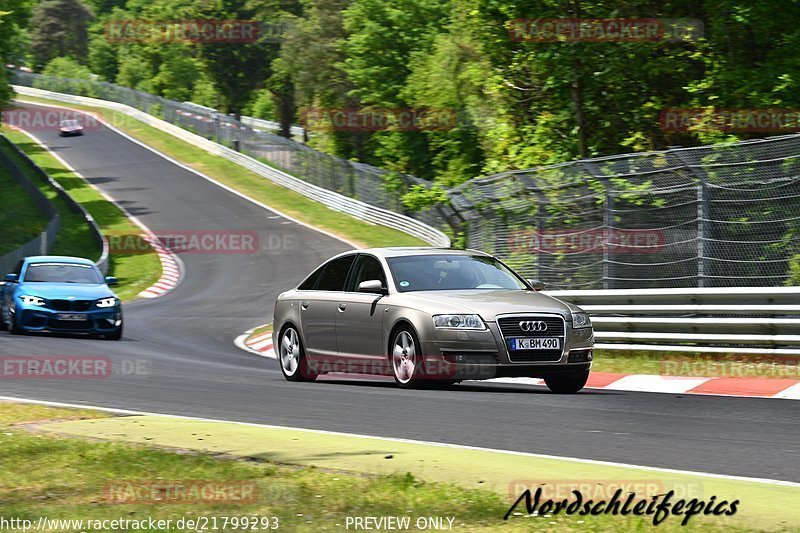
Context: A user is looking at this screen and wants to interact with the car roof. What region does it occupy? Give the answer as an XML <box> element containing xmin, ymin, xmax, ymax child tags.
<box><xmin>25</xmin><ymin>256</ymin><xmax>97</xmax><ymax>266</ymax></box>
<box><xmin>337</xmin><ymin>247</ymin><xmax>491</xmax><ymax>259</ymax></box>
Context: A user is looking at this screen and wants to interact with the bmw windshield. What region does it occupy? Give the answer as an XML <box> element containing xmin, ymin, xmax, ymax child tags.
<box><xmin>387</xmin><ymin>255</ymin><xmax>528</xmax><ymax>292</ymax></box>
<box><xmin>23</xmin><ymin>263</ymin><xmax>103</xmax><ymax>284</ymax></box>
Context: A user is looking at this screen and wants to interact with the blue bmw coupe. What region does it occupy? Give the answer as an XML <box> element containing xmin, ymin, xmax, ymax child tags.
<box><xmin>0</xmin><ymin>256</ymin><xmax>123</xmax><ymax>339</ymax></box>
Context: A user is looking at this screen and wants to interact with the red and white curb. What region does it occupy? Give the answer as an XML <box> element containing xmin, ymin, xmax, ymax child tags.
<box><xmin>137</xmin><ymin>235</ymin><xmax>183</xmax><ymax>299</ymax></box>
<box><xmin>234</xmin><ymin>328</ymin><xmax>800</xmax><ymax>400</ymax></box>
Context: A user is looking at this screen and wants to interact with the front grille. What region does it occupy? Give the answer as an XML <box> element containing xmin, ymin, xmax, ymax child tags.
<box><xmin>498</xmin><ymin>316</ymin><xmax>565</xmax><ymax>337</ymax></box>
<box><xmin>497</xmin><ymin>315</ymin><xmax>565</xmax><ymax>363</ymax></box>
<box><xmin>49</xmin><ymin>300</ymin><xmax>93</xmax><ymax>311</ymax></box>
<box><xmin>48</xmin><ymin>319</ymin><xmax>93</xmax><ymax>329</ymax></box>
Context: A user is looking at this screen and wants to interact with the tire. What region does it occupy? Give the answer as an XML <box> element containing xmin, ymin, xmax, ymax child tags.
<box><xmin>544</xmin><ymin>369</ymin><xmax>590</xmax><ymax>394</ymax></box>
<box><xmin>105</xmin><ymin>322</ymin><xmax>123</xmax><ymax>340</ymax></box>
<box><xmin>278</xmin><ymin>325</ymin><xmax>317</xmax><ymax>382</ymax></box>
<box><xmin>9</xmin><ymin>309</ymin><xmax>23</xmax><ymax>335</ymax></box>
<box><xmin>390</xmin><ymin>325</ymin><xmax>425</xmax><ymax>389</ymax></box>
<box><xmin>0</xmin><ymin>305</ymin><xmax>7</xmax><ymax>331</ymax></box>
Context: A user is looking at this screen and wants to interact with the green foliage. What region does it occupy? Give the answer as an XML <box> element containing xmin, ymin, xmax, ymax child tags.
<box><xmin>115</xmin><ymin>54</ymin><xmax>152</xmax><ymax>92</ymax></box>
<box><xmin>30</xmin><ymin>0</ymin><xmax>93</xmax><ymax>69</ymax></box>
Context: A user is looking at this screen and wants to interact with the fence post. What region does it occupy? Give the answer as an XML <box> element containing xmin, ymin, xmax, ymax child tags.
<box><xmin>697</xmin><ymin>173</ymin><xmax>709</xmax><ymax>288</ymax></box>
<box><xmin>582</xmin><ymin>162</ymin><xmax>612</xmax><ymax>289</ymax></box>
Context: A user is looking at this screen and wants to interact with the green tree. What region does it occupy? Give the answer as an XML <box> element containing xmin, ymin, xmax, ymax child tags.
<box><xmin>30</xmin><ymin>0</ymin><xmax>94</xmax><ymax>69</ymax></box>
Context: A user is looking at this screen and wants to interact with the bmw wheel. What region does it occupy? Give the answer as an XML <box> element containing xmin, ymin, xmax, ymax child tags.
<box><xmin>106</xmin><ymin>322</ymin><xmax>123</xmax><ymax>340</ymax></box>
<box><xmin>9</xmin><ymin>309</ymin><xmax>23</xmax><ymax>335</ymax></box>
<box><xmin>279</xmin><ymin>326</ymin><xmax>316</xmax><ymax>382</ymax></box>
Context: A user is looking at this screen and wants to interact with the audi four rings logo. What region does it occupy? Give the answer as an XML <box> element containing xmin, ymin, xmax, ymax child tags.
<box><xmin>519</xmin><ymin>320</ymin><xmax>548</xmax><ymax>332</ymax></box>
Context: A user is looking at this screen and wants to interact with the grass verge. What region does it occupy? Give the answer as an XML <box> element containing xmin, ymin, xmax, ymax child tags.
<box><xmin>16</xmin><ymin>96</ymin><xmax>428</xmax><ymax>249</ymax></box>
<box><xmin>5</xmin><ymin>401</ymin><xmax>784</xmax><ymax>532</ymax></box>
<box><xmin>0</xmin><ymin>125</ymin><xmax>161</xmax><ymax>301</ymax></box>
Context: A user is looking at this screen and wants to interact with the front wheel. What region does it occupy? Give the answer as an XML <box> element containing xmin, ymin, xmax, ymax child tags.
<box><xmin>105</xmin><ymin>323</ymin><xmax>123</xmax><ymax>340</ymax></box>
<box><xmin>0</xmin><ymin>305</ymin><xmax>7</xmax><ymax>331</ymax></box>
<box><xmin>390</xmin><ymin>326</ymin><xmax>426</xmax><ymax>389</ymax></box>
<box><xmin>9</xmin><ymin>309</ymin><xmax>23</xmax><ymax>335</ymax></box>
<box><xmin>278</xmin><ymin>326</ymin><xmax>317</xmax><ymax>382</ymax></box>
<box><xmin>544</xmin><ymin>369</ymin><xmax>589</xmax><ymax>394</ymax></box>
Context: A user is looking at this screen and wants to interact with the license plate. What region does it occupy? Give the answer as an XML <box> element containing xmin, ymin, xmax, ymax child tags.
<box><xmin>510</xmin><ymin>337</ymin><xmax>560</xmax><ymax>350</ymax></box>
<box><xmin>57</xmin><ymin>314</ymin><xmax>87</xmax><ymax>321</ymax></box>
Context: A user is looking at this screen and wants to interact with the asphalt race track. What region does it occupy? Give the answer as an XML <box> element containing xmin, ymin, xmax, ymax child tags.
<box><xmin>1</xmin><ymin>103</ymin><xmax>798</xmax><ymax>483</ymax></box>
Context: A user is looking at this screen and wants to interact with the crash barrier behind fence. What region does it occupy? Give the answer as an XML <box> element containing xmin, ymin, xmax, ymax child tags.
<box><xmin>452</xmin><ymin>138</ymin><xmax>800</xmax><ymax>290</ymax></box>
<box><xmin>0</xmin><ymin>134</ymin><xmax>59</xmax><ymax>274</ymax></box>
<box><xmin>0</xmin><ymin>133</ymin><xmax>108</xmax><ymax>275</ymax></box>
<box><xmin>12</xmin><ymin>73</ymin><xmax>800</xmax><ymax>290</ymax></box>
<box><xmin>551</xmin><ymin>287</ymin><xmax>800</xmax><ymax>354</ymax></box>
<box><xmin>11</xmin><ymin>72</ymin><xmax>452</xmax><ymax>247</ymax></box>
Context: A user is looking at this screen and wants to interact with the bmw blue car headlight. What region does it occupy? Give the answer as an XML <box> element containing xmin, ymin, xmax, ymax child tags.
<box><xmin>433</xmin><ymin>314</ymin><xmax>486</xmax><ymax>330</ymax></box>
<box><xmin>96</xmin><ymin>297</ymin><xmax>118</xmax><ymax>308</ymax></box>
<box><xmin>571</xmin><ymin>312</ymin><xmax>592</xmax><ymax>329</ymax></box>
<box><xmin>20</xmin><ymin>295</ymin><xmax>45</xmax><ymax>306</ymax></box>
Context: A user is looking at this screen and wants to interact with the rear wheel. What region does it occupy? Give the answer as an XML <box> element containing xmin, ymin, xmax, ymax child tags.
<box><xmin>544</xmin><ymin>369</ymin><xmax>589</xmax><ymax>394</ymax></box>
<box><xmin>279</xmin><ymin>326</ymin><xmax>317</xmax><ymax>382</ymax></box>
<box><xmin>0</xmin><ymin>305</ymin><xmax>7</xmax><ymax>331</ymax></box>
<box><xmin>390</xmin><ymin>326</ymin><xmax>425</xmax><ymax>389</ymax></box>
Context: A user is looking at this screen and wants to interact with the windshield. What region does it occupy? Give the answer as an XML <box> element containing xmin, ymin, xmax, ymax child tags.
<box><xmin>60</xmin><ymin>120</ymin><xmax>79</xmax><ymax>127</ymax></box>
<box><xmin>23</xmin><ymin>263</ymin><xmax>103</xmax><ymax>284</ymax></box>
<box><xmin>387</xmin><ymin>255</ymin><xmax>528</xmax><ymax>292</ymax></box>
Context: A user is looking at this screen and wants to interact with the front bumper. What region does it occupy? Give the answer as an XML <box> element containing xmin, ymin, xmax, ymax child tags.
<box><xmin>14</xmin><ymin>306</ymin><xmax>121</xmax><ymax>334</ymax></box>
<box><xmin>420</xmin><ymin>320</ymin><xmax>594</xmax><ymax>379</ymax></box>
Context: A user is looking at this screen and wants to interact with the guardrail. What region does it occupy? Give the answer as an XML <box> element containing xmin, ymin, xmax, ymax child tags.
<box><xmin>12</xmin><ymin>84</ymin><xmax>451</xmax><ymax>247</ymax></box>
<box><xmin>240</xmin><ymin>116</ymin><xmax>305</xmax><ymax>138</ymax></box>
<box><xmin>550</xmin><ymin>287</ymin><xmax>800</xmax><ymax>354</ymax></box>
<box><xmin>0</xmin><ymin>133</ymin><xmax>108</xmax><ymax>275</ymax></box>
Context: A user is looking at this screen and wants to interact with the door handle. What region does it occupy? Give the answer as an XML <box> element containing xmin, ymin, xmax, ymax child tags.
<box><xmin>338</xmin><ymin>303</ymin><xmax>347</xmax><ymax>311</ymax></box>
<box><xmin>301</xmin><ymin>301</ymin><xmax>309</xmax><ymax>310</ymax></box>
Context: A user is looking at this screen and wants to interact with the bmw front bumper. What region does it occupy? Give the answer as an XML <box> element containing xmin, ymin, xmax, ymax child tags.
<box><xmin>14</xmin><ymin>305</ymin><xmax>122</xmax><ymax>334</ymax></box>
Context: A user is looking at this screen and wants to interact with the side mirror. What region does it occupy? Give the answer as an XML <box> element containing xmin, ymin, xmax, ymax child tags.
<box><xmin>105</xmin><ymin>276</ymin><xmax>118</xmax><ymax>286</ymax></box>
<box><xmin>4</xmin><ymin>273</ymin><xmax>18</xmax><ymax>283</ymax></box>
<box><xmin>357</xmin><ymin>279</ymin><xmax>386</xmax><ymax>294</ymax></box>
<box><xmin>527</xmin><ymin>279</ymin><xmax>545</xmax><ymax>291</ymax></box>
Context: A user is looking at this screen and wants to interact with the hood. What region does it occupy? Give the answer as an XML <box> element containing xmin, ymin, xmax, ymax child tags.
<box><xmin>395</xmin><ymin>289</ymin><xmax>577</xmax><ymax>320</ymax></box>
<box><xmin>19</xmin><ymin>282</ymin><xmax>114</xmax><ymax>300</ymax></box>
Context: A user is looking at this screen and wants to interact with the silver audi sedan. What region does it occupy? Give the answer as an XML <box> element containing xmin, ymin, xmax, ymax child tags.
<box><xmin>272</xmin><ymin>248</ymin><xmax>594</xmax><ymax>392</ymax></box>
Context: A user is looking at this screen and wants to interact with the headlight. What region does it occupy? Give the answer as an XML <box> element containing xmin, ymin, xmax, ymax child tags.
<box><xmin>571</xmin><ymin>312</ymin><xmax>592</xmax><ymax>329</ymax></box>
<box><xmin>20</xmin><ymin>295</ymin><xmax>45</xmax><ymax>306</ymax></box>
<box><xmin>433</xmin><ymin>314</ymin><xmax>486</xmax><ymax>330</ymax></box>
<box><xmin>96</xmin><ymin>297</ymin><xmax>118</xmax><ymax>308</ymax></box>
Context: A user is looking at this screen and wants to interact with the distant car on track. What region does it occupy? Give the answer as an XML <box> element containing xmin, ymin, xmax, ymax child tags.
<box><xmin>0</xmin><ymin>256</ymin><xmax>123</xmax><ymax>339</ymax></box>
<box><xmin>272</xmin><ymin>248</ymin><xmax>594</xmax><ymax>392</ymax></box>
<box><xmin>59</xmin><ymin>119</ymin><xmax>84</xmax><ymax>136</ymax></box>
